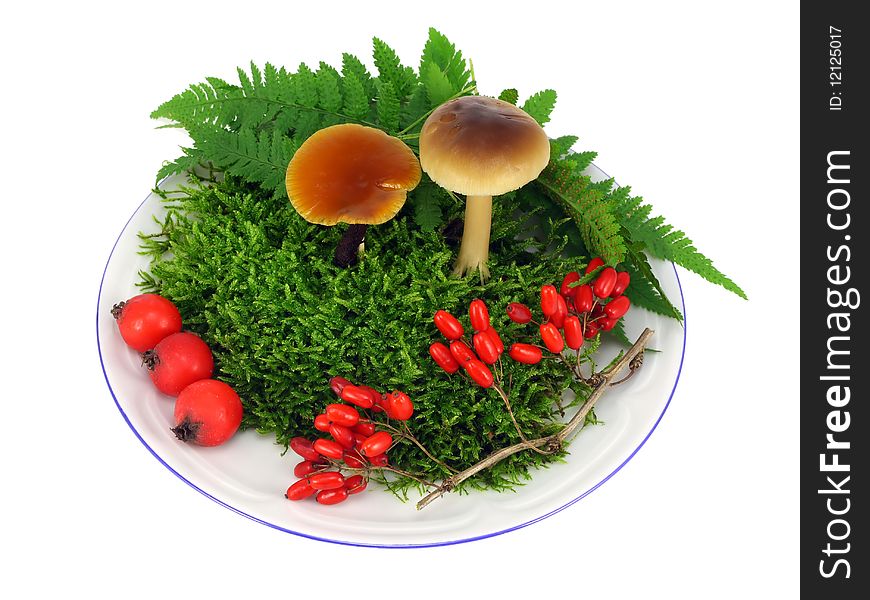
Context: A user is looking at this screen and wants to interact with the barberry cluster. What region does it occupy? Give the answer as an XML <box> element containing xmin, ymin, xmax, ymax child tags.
<box><xmin>428</xmin><ymin>299</ymin><xmax>504</xmax><ymax>387</ymax></box>
<box><xmin>284</xmin><ymin>377</ymin><xmax>414</xmax><ymax>506</ymax></box>
<box><xmin>506</xmin><ymin>257</ymin><xmax>631</xmax><ymax>362</ymax></box>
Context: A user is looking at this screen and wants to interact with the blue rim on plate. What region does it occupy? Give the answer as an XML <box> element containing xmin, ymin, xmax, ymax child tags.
<box><xmin>97</xmin><ymin>188</ymin><xmax>687</xmax><ymax>549</ymax></box>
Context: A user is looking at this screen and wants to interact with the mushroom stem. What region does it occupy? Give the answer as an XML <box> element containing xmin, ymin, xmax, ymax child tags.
<box><xmin>334</xmin><ymin>224</ymin><xmax>368</xmax><ymax>267</ymax></box>
<box><xmin>452</xmin><ymin>195</ymin><xmax>492</xmax><ymax>281</ymax></box>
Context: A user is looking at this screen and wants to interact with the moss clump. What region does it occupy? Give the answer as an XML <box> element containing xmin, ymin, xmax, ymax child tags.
<box><xmin>140</xmin><ymin>176</ymin><xmax>592</xmax><ymax>494</ymax></box>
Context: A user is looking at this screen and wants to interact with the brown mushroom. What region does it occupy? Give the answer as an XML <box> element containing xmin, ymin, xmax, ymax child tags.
<box><xmin>285</xmin><ymin>123</ymin><xmax>422</xmax><ymax>266</ymax></box>
<box><xmin>419</xmin><ymin>96</ymin><xmax>550</xmax><ymax>280</ymax></box>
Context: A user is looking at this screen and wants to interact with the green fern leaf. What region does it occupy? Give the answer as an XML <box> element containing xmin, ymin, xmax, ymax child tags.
<box><xmin>402</xmin><ymin>86</ymin><xmax>430</xmax><ymax>130</ymax></box>
<box><xmin>342</xmin><ymin>71</ymin><xmax>370</xmax><ymax>121</ymax></box>
<box><xmin>376</xmin><ymin>81</ymin><xmax>401</xmax><ymax>133</ymax></box>
<box><xmin>499</xmin><ymin>88</ymin><xmax>519</xmax><ymax>105</ymax></box>
<box><xmin>372</xmin><ymin>37</ymin><xmax>417</xmax><ymax>98</ymax></box>
<box><xmin>410</xmin><ymin>183</ymin><xmax>444</xmax><ymax>232</ymax></box>
<box><xmin>155</xmin><ymin>149</ymin><xmax>201</xmax><ymax>183</ymax></box>
<box><xmin>622</xmin><ymin>242</ymin><xmax>683</xmax><ymax>320</ymax></box>
<box><xmin>419</xmin><ymin>27</ymin><xmax>470</xmax><ymax>91</ymax></box>
<box><xmin>613</xmin><ymin>190</ymin><xmax>747</xmax><ymax>299</ymax></box>
<box><xmin>536</xmin><ymin>159</ymin><xmax>626</xmax><ymax>264</ymax></box>
<box><xmin>341</xmin><ymin>53</ymin><xmax>375</xmax><ymax>97</ymax></box>
<box><xmin>420</xmin><ymin>62</ymin><xmax>454</xmax><ymax>106</ymax></box>
<box><xmin>550</xmin><ymin>136</ymin><xmax>578</xmax><ymax>160</ymax></box>
<box><xmin>315</xmin><ymin>63</ymin><xmax>343</xmax><ymax>118</ymax></box>
<box><xmin>522</xmin><ymin>90</ymin><xmax>557</xmax><ymax>126</ymax></box>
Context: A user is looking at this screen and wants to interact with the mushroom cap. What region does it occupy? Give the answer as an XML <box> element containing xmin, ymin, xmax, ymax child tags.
<box><xmin>285</xmin><ymin>124</ymin><xmax>422</xmax><ymax>226</ymax></box>
<box><xmin>419</xmin><ymin>96</ymin><xmax>550</xmax><ymax>197</ymax></box>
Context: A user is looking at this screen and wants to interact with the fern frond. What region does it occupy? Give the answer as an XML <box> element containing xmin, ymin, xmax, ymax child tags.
<box><xmin>376</xmin><ymin>81</ymin><xmax>401</xmax><ymax>133</ymax></box>
<box><xmin>419</xmin><ymin>27</ymin><xmax>471</xmax><ymax>92</ymax></box>
<box><xmin>536</xmin><ymin>159</ymin><xmax>626</xmax><ymax>265</ymax></box>
<box><xmin>498</xmin><ymin>88</ymin><xmax>519</xmax><ymax>105</ymax></box>
<box><xmin>622</xmin><ymin>242</ymin><xmax>683</xmax><ymax>320</ymax></box>
<box><xmin>522</xmin><ymin>90</ymin><xmax>557</xmax><ymax>126</ymax></box>
<box><xmin>550</xmin><ymin>136</ymin><xmax>578</xmax><ymax>160</ymax></box>
<box><xmin>612</xmin><ymin>189</ymin><xmax>747</xmax><ymax>299</ymax></box>
<box><xmin>372</xmin><ymin>37</ymin><xmax>417</xmax><ymax>99</ymax></box>
<box><xmin>341</xmin><ymin>53</ymin><xmax>375</xmax><ymax>97</ymax></box>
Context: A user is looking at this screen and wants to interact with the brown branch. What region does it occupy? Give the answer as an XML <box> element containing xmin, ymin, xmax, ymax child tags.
<box><xmin>416</xmin><ymin>328</ymin><xmax>654</xmax><ymax>510</ymax></box>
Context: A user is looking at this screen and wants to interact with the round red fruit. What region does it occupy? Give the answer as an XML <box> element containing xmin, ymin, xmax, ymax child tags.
<box><xmin>144</xmin><ymin>332</ymin><xmax>214</xmax><ymax>396</ymax></box>
<box><xmin>316</xmin><ymin>487</ymin><xmax>349</xmax><ymax>505</ymax></box>
<box><xmin>430</xmin><ymin>342</ymin><xmax>460</xmax><ymax>374</ymax></box>
<box><xmin>469</xmin><ymin>299</ymin><xmax>490</xmax><ymax>332</ymax></box>
<box><xmin>360</xmin><ymin>431</ymin><xmax>393</xmax><ymax>457</ymax></box>
<box><xmin>593</xmin><ymin>267</ymin><xmax>618</xmax><ymax>298</ymax></box>
<box><xmin>285</xmin><ymin>479</ymin><xmax>316</xmax><ymax>501</ymax></box>
<box><xmin>388</xmin><ymin>390</ymin><xmax>414</xmax><ymax>421</ymax></box>
<box><xmin>112</xmin><ymin>293</ymin><xmax>182</xmax><ymax>353</ymax></box>
<box><xmin>328</xmin><ymin>376</ymin><xmax>352</xmax><ymax>397</ymax></box>
<box><xmin>584</xmin><ymin>322</ymin><xmax>600</xmax><ymax>339</ymax></box>
<box><xmin>294</xmin><ymin>460</ymin><xmax>322</xmax><ymax>478</ymax></box>
<box><xmin>344</xmin><ymin>452</ymin><xmax>366</xmax><ymax>469</ymax></box>
<box><xmin>599</xmin><ymin>316</ymin><xmax>618</xmax><ymax>331</ymax></box>
<box><xmin>508</xmin><ymin>343</ymin><xmax>542</xmax><ymax>365</ymax></box>
<box><xmin>353</xmin><ymin>421</ymin><xmax>375</xmax><ymax>436</ymax></box>
<box><xmin>433</xmin><ymin>310</ymin><xmax>464</xmax><ymax>340</ymax></box>
<box><xmin>605</xmin><ymin>296</ymin><xmax>631</xmax><ymax>319</ymax></box>
<box><xmin>171</xmin><ymin>379</ymin><xmax>243</xmax><ymax>447</ymax></box>
<box><xmin>369</xmin><ymin>453</ymin><xmax>389</xmax><ymax>467</ymax></box>
<box><xmin>539</xmin><ymin>322</ymin><xmax>565</xmax><ymax>353</ymax></box>
<box><xmin>329</xmin><ymin>423</ymin><xmax>355</xmax><ymax>449</ymax></box>
<box><xmin>506</xmin><ymin>303</ymin><xmax>532</xmax><ymax>324</ymax></box>
<box><xmin>563</xmin><ymin>316</ymin><xmax>584</xmax><ymax>350</ymax></box>
<box><xmin>473</xmin><ymin>331</ymin><xmax>500</xmax><ymax>365</ymax></box>
<box><xmin>314</xmin><ymin>414</ymin><xmax>331</xmax><ymax>432</ymax></box>
<box><xmin>325</xmin><ymin>403</ymin><xmax>360</xmax><ymax>427</ymax></box>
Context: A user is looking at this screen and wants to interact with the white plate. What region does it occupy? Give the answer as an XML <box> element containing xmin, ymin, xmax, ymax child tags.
<box><xmin>97</xmin><ymin>164</ymin><xmax>686</xmax><ymax>547</ymax></box>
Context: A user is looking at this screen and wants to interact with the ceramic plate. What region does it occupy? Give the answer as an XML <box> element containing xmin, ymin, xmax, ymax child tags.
<box><xmin>97</xmin><ymin>164</ymin><xmax>685</xmax><ymax>547</ymax></box>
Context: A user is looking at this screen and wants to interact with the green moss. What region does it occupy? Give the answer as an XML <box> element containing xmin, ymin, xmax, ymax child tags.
<box><xmin>140</xmin><ymin>176</ymin><xmax>594</xmax><ymax>495</ymax></box>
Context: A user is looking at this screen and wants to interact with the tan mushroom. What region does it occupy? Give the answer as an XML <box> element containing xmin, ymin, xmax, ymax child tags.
<box><xmin>419</xmin><ymin>96</ymin><xmax>550</xmax><ymax>281</ymax></box>
<box><xmin>285</xmin><ymin>123</ymin><xmax>421</xmax><ymax>266</ymax></box>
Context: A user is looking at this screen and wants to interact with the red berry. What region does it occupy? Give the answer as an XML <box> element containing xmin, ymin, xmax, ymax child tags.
<box><xmin>388</xmin><ymin>390</ymin><xmax>414</xmax><ymax>421</ymax></box>
<box><xmin>584</xmin><ymin>322</ymin><xmax>600</xmax><ymax>339</ymax></box>
<box><xmin>539</xmin><ymin>322</ymin><xmax>565</xmax><ymax>353</ymax></box>
<box><xmin>540</xmin><ymin>285</ymin><xmax>559</xmax><ymax>318</ymax></box>
<box><xmin>605</xmin><ymin>295</ymin><xmax>631</xmax><ymax>319</ymax></box>
<box><xmin>352</xmin><ymin>422</ymin><xmax>375</xmax><ymax>436</ymax></box>
<box><xmin>329</xmin><ymin>423</ymin><xmax>355</xmax><ymax>449</ymax></box>
<box><xmin>434</xmin><ymin>310</ymin><xmax>464</xmax><ymax>340</ymax></box>
<box><xmin>560</xmin><ymin>271</ymin><xmax>580</xmax><ymax>297</ymax></box>
<box><xmin>563</xmin><ymin>316</ymin><xmax>584</xmax><ymax>350</ymax></box>
<box><xmin>599</xmin><ymin>316</ymin><xmax>619</xmax><ymax>331</ymax></box>
<box><xmin>325</xmin><ymin>404</ymin><xmax>360</xmax><ymax>427</ymax></box>
<box><xmin>574</xmin><ymin>285</ymin><xmax>593</xmax><ymax>313</ymax></box>
<box><xmin>463</xmin><ymin>359</ymin><xmax>494</xmax><ymax>388</ymax></box>
<box><xmin>345</xmin><ymin>474</ymin><xmax>368</xmax><ymax>495</ymax></box>
<box><xmin>585</xmin><ymin>257</ymin><xmax>605</xmax><ymax>275</ymax></box>
<box><xmin>112</xmin><ymin>293</ymin><xmax>183</xmax><ymax>353</ymax></box>
<box><xmin>328</xmin><ymin>376</ymin><xmax>352</xmax><ymax>397</ymax></box>
<box><xmin>550</xmin><ymin>294</ymin><xmax>568</xmax><ymax>329</ymax></box>
<box><xmin>343</xmin><ymin>451</ymin><xmax>366</xmax><ymax>469</ymax></box>
<box><xmin>294</xmin><ymin>460</ymin><xmax>323</xmax><ymax>478</ymax></box>
<box><xmin>429</xmin><ymin>342</ymin><xmax>460</xmax><ymax>374</ymax></box>
<box><xmin>314</xmin><ymin>414</ymin><xmax>331</xmax><ymax>432</ymax></box>
<box><xmin>508</xmin><ymin>343</ymin><xmax>542</xmax><ymax>365</ymax></box>
<box><xmin>485</xmin><ymin>327</ymin><xmax>504</xmax><ymax>355</ymax></box>
<box><xmin>171</xmin><ymin>379</ymin><xmax>242</xmax><ymax>447</ymax></box>
<box><xmin>469</xmin><ymin>299</ymin><xmax>490</xmax><ymax>332</ymax></box>
<box><xmin>285</xmin><ymin>479</ymin><xmax>316</xmax><ymax>501</ymax></box>
<box><xmin>307</xmin><ymin>471</ymin><xmax>346</xmax><ymax>490</ymax></box>
<box><xmin>506</xmin><ymin>302</ymin><xmax>532</xmax><ymax>324</ymax></box>
<box><xmin>611</xmin><ymin>271</ymin><xmax>631</xmax><ymax>297</ymax></box>
<box><xmin>368</xmin><ymin>453</ymin><xmax>389</xmax><ymax>467</ymax></box>
<box><xmin>361</xmin><ymin>431</ymin><xmax>393</xmax><ymax>457</ymax></box>
<box><xmin>358</xmin><ymin>385</ymin><xmax>383</xmax><ymax>407</ymax></box>
<box><xmin>144</xmin><ymin>332</ymin><xmax>214</xmax><ymax>397</ymax></box>
<box><xmin>352</xmin><ymin>431</ymin><xmax>369</xmax><ymax>448</ymax></box>
<box><xmin>340</xmin><ymin>385</ymin><xmax>375</xmax><ymax>408</ymax></box>
<box><xmin>473</xmin><ymin>331</ymin><xmax>500</xmax><ymax>365</ymax></box>
<box><xmin>593</xmin><ymin>267</ymin><xmax>618</xmax><ymax>298</ymax></box>
<box><xmin>313</xmin><ymin>438</ymin><xmax>345</xmax><ymax>460</ymax></box>
<box><xmin>290</xmin><ymin>437</ymin><xmax>321</xmax><ymax>461</ymax></box>
<box><xmin>449</xmin><ymin>340</ymin><xmax>475</xmax><ymax>364</ymax></box>
<box><xmin>315</xmin><ymin>487</ymin><xmax>349</xmax><ymax>505</ymax></box>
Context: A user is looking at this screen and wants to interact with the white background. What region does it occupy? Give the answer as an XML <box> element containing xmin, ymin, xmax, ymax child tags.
<box><xmin>1</xmin><ymin>1</ymin><xmax>799</xmax><ymax>597</ymax></box>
